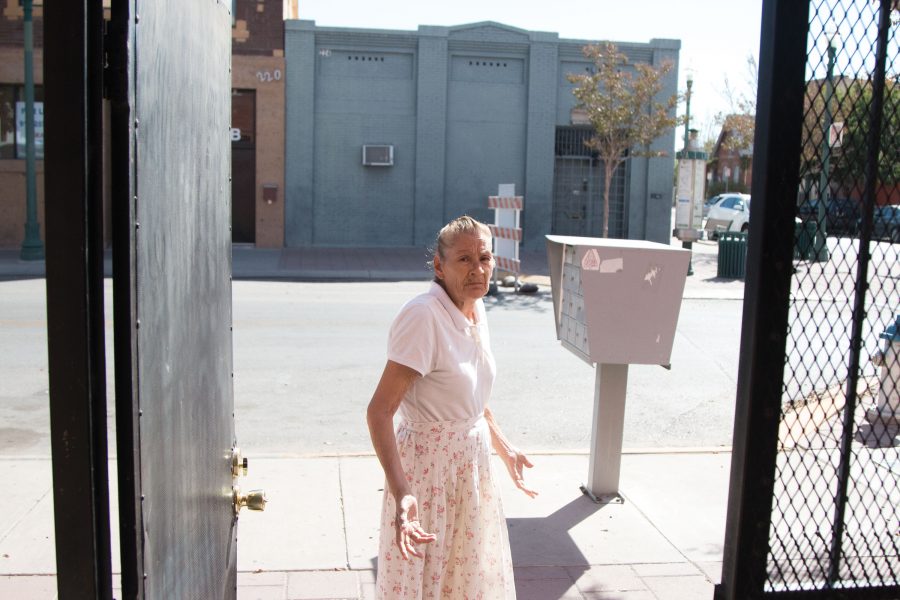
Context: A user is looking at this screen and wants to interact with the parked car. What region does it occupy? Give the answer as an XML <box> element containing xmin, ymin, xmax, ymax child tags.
<box><xmin>705</xmin><ymin>193</ymin><xmax>751</xmax><ymax>239</ymax></box>
<box><xmin>703</xmin><ymin>195</ymin><xmax>722</xmax><ymax>218</ymax></box>
<box><xmin>868</xmin><ymin>204</ymin><xmax>900</xmax><ymax>243</ymax></box>
<box><xmin>796</xmin><ymin>197</ymin><xmax>861</xmax><ymax>236</ymax></box>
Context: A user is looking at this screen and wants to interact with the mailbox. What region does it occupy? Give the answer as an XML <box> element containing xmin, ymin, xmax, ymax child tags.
<box><xmin>546</xmin><ymin>235</ymin><xmax>690</xmax><ymax>500</ymax></box>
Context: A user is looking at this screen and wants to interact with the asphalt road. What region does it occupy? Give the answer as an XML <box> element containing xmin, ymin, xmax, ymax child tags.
<box><xmin>0</xmin><ymin>278</ymin><xmax>743</xmax><ymax>457</ymax></box>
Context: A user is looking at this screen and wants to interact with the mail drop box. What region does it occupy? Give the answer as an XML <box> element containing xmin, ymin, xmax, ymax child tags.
<box><xmin>546</xmin><ymin>235</ymin><xmax>691</xmax><ymax>366</ymax></box>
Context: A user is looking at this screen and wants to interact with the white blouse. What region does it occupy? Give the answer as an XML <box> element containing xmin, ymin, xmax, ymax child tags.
<box><xmin>387</xmin><ymin>282</ymin><xmax>496</xmax><ymax>423</ymax></box>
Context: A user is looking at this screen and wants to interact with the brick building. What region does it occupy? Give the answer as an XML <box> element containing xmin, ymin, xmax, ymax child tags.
<box><xmin>708</xmin><ymin>114</ymin><xmax>754</xmax><ymax>196</ymax></box>
<box><xmin>284</xmin><ymin>21</ymin><xmax>681</xmax><ymax>249</ymax></box>
<box><xmin>231</xmin><ymin>0</ymin><xmax>288</xmax><ymax>247</ymax></box>
<box><xmin>0</xmin><ymin>0</ymin><xmax>46</xmax><ymax>248</ymax></box>
<box><xmin>0</xmin><ymin>0</ymin><xmax>289</xmax><ymax>249</ymax></box>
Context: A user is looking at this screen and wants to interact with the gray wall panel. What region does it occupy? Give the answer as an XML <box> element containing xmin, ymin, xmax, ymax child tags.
<box><xmin>524</xmin><ymin>40</ymin><xmax>559</xmax><ymax>250</ymax></box>
<box><xmin>414</xmin><ymin>32</ymin><xmax>449</xmax><ymax>246</ymax></box>
<box><xmin>445</xmin><ymin>76</ymin><xmax>527</xmax><ymax>224</ymax></box>
<box><xmin>313</xmin><ymin>114</ymin><xmax>416</xmax><ymax>245</ymax></box>
<box><xmin>312</xmin><ymin>50</ymin><xmax>416</xmax><ymax>245</ymax></box>
<box><xmin>284</xmin><ymin>21</ymin><xmax>316</xmax><ymax>246</ymax></box>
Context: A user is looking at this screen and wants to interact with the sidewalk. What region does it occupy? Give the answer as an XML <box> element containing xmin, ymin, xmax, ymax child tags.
<box><xmin>0</xmin><ymin>451</ymin><xmax>731</xmax><ymax>600</ymax></box>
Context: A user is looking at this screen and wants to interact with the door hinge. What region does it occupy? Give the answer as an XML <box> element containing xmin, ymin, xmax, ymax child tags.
<box><xmin>103</xmin><ymin>17</ymin><xmax>127</xmax><ymax>102</ymax></box>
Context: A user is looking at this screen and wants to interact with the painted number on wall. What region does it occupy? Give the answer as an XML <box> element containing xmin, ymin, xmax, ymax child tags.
<box><xmin>231</xmin><ymin>128</ymin><xmax>241</xmax><ymax>142</ymax></box>
<box><xmin>255</xmin><ymin>69</ymin><xmax>282</xmax><ymax>82</ymax></box>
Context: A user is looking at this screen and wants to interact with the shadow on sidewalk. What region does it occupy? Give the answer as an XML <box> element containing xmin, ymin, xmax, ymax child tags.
<box><xmin>485</xmin><ymin>289</ymin><xmax>553</xmax><ymax>314</ymax></box>
<box><xmin>507</xmin><ymin>495</ymin><xmax>605</xmax><ymax>597</ymax></box>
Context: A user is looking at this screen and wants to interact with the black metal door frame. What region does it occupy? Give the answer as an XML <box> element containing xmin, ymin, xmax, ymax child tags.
<box><xmin>108</xmin><ymin>0</ymin><xmax>143</xmax><ymax>597</ymax></box>
<box><xmin>716</xmin><ymin>1</ymin><xmax>900</xmax><ymax>598</ymax></box>
<box><xmin>43</xmin><ymin>0</ymin><xmax>113</xmax><ymax>598</ymax></box>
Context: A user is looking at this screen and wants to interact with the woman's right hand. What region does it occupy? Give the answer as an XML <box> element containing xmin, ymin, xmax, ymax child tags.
<box><xmin>395</xmin><ymin>493</ymin><xmax>436</xmax><ymax>560</ymax></box>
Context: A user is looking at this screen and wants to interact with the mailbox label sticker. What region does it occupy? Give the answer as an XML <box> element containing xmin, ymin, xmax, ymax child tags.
<box><xmin>581</xmin><ymin>249</ymin><xmax>601</xmax><ymax>271</ymax></box>
<box><xmin>599</xmin><ymin>257</ymin><xmax>623</xmax><ymax>274</ymax></box>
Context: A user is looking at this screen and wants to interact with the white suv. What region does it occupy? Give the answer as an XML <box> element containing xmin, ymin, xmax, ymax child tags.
<box><xmin>704</xmin><ymin>193</ymin><xmax>751</xmax><ymax>239</ymax></box>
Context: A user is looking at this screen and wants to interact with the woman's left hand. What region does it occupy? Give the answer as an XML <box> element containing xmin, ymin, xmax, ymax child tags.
<box><xmin>501</xmin><ymin>449</ymin><xmax>537</xmax><ymax>498</ymax></box>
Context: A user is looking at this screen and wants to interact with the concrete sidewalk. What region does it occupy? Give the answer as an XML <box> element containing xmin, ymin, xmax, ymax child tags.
<box><xmin>0</xmin><ymin>451</ymin><xmax>731</xmax><ymax>600</ymax></box>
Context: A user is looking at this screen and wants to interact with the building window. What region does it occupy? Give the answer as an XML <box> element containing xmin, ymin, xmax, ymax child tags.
<box><xmin>0</xmin><ymin>84</ymin><xmax>44</xmax><ymax>160</ymax></box>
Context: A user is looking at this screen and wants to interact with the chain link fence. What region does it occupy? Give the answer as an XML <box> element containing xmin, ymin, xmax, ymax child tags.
<box><xmin>768</xmin><ymin>0</ymin><xmax>899</xmax><ymax>592</ymax></box>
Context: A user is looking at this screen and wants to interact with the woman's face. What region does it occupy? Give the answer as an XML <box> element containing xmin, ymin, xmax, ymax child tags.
<box><xmin>435</xmin><ymin>232</ymin><xmax>494</xmax><ymax>309</ymax></box>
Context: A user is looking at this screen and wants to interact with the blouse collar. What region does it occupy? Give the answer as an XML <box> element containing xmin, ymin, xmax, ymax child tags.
<box><xmin>429</xmin><ymin>282</ymin><xmax>480</xmax><ymax>330</ymax></box>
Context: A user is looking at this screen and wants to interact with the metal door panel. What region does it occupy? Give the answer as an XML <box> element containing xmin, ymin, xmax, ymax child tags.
<box><xmin>113</xmin><ymin>0</ymin><xmax>236</xmax><ymax>597</ymax></box>
<box><xmin>552</xmin><ymin>157</ymin><xmax>600</xmax><ymax>237</ymax></box>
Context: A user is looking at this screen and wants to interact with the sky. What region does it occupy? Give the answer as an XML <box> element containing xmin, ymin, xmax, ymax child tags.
<box><xmin>293</xmin><ymin>0</ymin><xmax>764</xmax><ymax>143</ymax></box>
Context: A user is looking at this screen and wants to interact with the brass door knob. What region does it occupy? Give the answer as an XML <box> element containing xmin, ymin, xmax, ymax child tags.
<box><xmin>233</xmin><ymin>485</ymin><xmax>267</xmax><ymax>515</ymax></box>
<box><xmin>231</xmin><ymin>447</ymin><xmax>249</xmax><ymax>477</ymax></box>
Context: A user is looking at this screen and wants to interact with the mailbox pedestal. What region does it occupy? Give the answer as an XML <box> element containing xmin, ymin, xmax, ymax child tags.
<box><xmin>546</xmin><ymin>235</ymin><xmax>690</xmax><ymax>500</ymax></box>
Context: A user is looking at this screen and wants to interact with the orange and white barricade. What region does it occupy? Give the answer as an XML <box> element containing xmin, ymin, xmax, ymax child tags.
<box><xmin>489</xmin><ymin>184</ymin><xmax>523</xmax><ymax>284</ymax></box>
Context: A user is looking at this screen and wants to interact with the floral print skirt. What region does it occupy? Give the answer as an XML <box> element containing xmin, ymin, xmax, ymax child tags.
<box><xmin>375</xmin><ymin>413</ymin><xmax>516</xmax><ymax>599</ymax></box>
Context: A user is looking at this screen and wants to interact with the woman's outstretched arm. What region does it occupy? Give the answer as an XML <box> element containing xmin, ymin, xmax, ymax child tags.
<box><xmin>367</xmin><ymin>360</ymin><xmax>437</xmax><ymax>559</ymax></box>
<box><xmin>484</xmin><ymin>406</ymin><xmax>538</xmax><ymax>498</ymax></box>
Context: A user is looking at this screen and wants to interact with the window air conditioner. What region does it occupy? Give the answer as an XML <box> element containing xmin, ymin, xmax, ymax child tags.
<box><xmin>362</xmin><ymin>144</ymin><xmax>394</xmax><ymax>166</ymax></box>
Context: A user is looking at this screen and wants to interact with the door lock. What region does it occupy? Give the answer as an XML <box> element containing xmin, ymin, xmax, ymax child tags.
<box><xmin>233</xmin><ymin>485</ymin><xmax>267</xmax><ymax>515</ymax></box>
<box><xmin>231</xmin><ymin>446</ymin><xmax>249</xmax><ymax>477</ymax></box>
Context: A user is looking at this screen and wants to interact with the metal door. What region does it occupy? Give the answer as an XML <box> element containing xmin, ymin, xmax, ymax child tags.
<box><xmin>109</xmin><ymin>0</ymin><xmax>240</xmax><ymax>597</ymax></box>
<box><xmin>551</xmin><ymin>127</ymin><xmax>627</xmax><ymax>238</ymax></box>
<box><xmin>552</xmin><ymin>157</ymin><xmax>600</xmax><ymax>237</ymax></box>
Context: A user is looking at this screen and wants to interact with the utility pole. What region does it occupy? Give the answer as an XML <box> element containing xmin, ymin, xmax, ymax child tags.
<box><xmin>813</xmin><ymin>34</ymin><xmax>837</xmax><ymax>263</ymax></box>
<box><xmin>20</xmin><ymin>0</ymin><xmax>44</xmax><ymax>260</ymax></box>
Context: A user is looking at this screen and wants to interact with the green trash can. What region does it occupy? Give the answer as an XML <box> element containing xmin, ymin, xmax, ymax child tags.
<box><xmin>794</xmin><ymin>220</ymin><xmax>816</xmax><ymax>260</ymax></box>
<box><xmin>717</xmin><ymin>231</ymin><xmax>748</xmax><ymax>279</ymax></box>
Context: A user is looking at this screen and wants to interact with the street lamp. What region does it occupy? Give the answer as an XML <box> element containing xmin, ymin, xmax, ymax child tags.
<box><xmin>673</xmin><ymin>70</ymin><xmax>706</xmax><ymax>277</ymax></box>
<box><xmin>19</xmin><ymin>0</ymin><xmax>44</xmax><ymax>260</ymax></box>
<box><xmin>813</xmin><ymin>30</ymin><xmax>839</xmax><ymax>263</ymax></box>
<box><xmin>683</xmin><ymin>70</ymin><xmax>693</xmax><ymax>151</ymax></box>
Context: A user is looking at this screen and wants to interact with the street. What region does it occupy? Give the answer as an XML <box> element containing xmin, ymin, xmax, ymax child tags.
<box><xmin>0</xmin><ymin>278</ymin><xmax>743</xmax><ymax>458</ymax></box>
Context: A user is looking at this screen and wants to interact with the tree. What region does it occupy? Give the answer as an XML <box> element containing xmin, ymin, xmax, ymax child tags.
<box><xmin>567</xmin><ymin>43</ymin><xmax>680</xmax><ymax>237</ymax></box>
<box><xmin>832</xmin><ymin>80</ymin><xmax>900</xmax><ymax>193</ymax></box>
<box><xmin>716</xmin><ymin>55</ymin><xmax>758</xmax><ymax>156</ymax></box>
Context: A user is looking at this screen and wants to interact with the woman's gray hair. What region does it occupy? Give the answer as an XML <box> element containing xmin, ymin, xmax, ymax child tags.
<box><xmin>427</xmin><ymin>215</ymin><xmax>493</xmax><ymax>274</ymax></box>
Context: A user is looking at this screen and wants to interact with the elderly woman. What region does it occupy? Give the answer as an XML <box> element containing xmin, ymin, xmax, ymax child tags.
<box><xmin>367</xmin><ymin>216</ymin><xmax>536</xmax><ymax>599</ymax></box>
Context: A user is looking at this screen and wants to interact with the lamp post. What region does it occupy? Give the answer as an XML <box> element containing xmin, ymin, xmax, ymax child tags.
<box><xmin>813</xmin><ymin>32</ymin><xmax>837</xmax><ymax>263</ymax></box>
<box><xmin>673</xmin><ymin>71</ymin><xmax>706</xmax><ymax>277</ymax></box>
<box><xmin>683</xmin><ymin>72</ymin><xmax>693</xmax><ymax>150</ymax></box>
<box><xmin>19</xmin><ymin>0</ymin><xmax>44</xmax><ymax>260</ymax></box>
<box><xmin>682</xmin><ymin>72</ymin><xmax>693</xmax><ymax>276</ymax></box>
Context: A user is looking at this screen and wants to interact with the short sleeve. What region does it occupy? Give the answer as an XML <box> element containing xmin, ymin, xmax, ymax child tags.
<box><xmin>387</xmin><ymin>302</ymin><xmax>436</xmax><ymax>376</ymax></box>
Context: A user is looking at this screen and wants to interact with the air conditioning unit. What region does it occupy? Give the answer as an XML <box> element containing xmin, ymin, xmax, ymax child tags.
<box><xmin>362</xmin><ymin>144</ymin><xmax>394</xmax><ymax>166</ymax></box>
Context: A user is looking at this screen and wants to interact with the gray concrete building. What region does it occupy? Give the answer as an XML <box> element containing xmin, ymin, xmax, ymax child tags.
<box><xmin>284</xmin><ymin>20</ymin><xmax>679</xmax><ymax>250</ymax></box>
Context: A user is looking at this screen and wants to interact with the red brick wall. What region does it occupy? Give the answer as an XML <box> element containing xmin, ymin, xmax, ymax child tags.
<box><xmin>0</xmin><ymin>3</ymin><xmax>43</xmax><ymax>48</ymax></box>
<box><xmin>233</xmin><ymin>0</ymin><xmax>283</xmax><ymax>56</ymax></box>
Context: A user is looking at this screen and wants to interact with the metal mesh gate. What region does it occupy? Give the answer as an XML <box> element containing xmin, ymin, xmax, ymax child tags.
<box><xmin>771</xmin><ymin>0</ymin><xmax>899</xmax><ymax>592</ymax></box>
<box><xmin>718</xmin><ymin>1</ymin><xmax>899</xmax><ymax>598</ymax></box>
<box><xmin>551</xmin><ymin>127</ymin><xmax>628</xmax><ymax>238</ymax></box>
